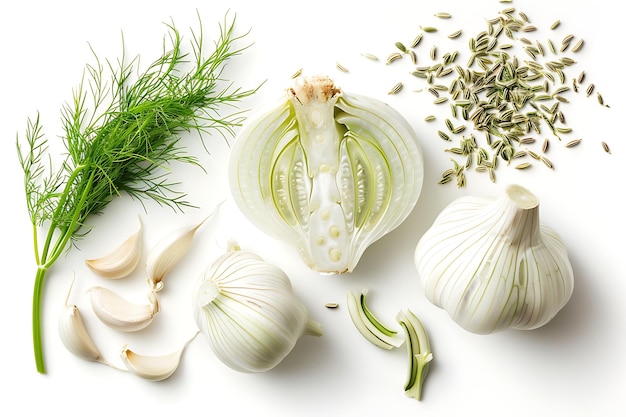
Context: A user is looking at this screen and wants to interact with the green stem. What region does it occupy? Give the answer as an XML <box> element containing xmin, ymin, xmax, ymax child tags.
<box><xmin>40</xmin><ymin>165</ymin><xmax>86</xmax><ymax>262</ymax></box>
<box><xmin>32</xmin><ymin>169</ymin><xmax>94</xmax><ymax>374</ymax></box>
<box><xmin>32</xmin><ymin>266</ymin><xmax>48</xmax><ymax>374</ymax></box>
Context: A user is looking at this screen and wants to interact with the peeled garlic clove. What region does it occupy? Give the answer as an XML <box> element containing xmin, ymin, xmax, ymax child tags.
<box><xmin>85</xmin><ymin>216</ymin><xmax>142</xmax><ymax>279</ymax></box>
<box><xmin>59</xmin><ymin>277</ymin><xmax>104</xmax><ymax>363</ymax></box>
<box><xmin>193</xmin><ymin>243</ymin><xmax>323</xmax><ymax>373</ymax></box>
<box><xmin>89</xmin><ymin>286</ymin><xmax>159</xmax><ymax>332</ymax></box>
<box><xmin>146</xmin><ymin>204</ymin><xmax>221</xmax><ymax>287</ymax></box>
<box><xmin>415</xmin><ymin>184</ymin><xmax>574</xmax><ymax>334</ymax></box>
<box><xmin>120</xmin><ymin>343</ymin><xmax>188</xmax><ymax>381</ymax></box>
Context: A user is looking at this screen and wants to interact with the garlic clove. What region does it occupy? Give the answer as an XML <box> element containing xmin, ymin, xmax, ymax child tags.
<box><xmin>88</xmin><ymin>285</ymin><xmax>159</xmax><ymax>332</ymax></box>
<box><xmin>120</xmin><ymin>341</ymin><xmax>189</xmax><ymax>381</ymax></box>
<box><xmin>59</xmin><ymin>277</ymin><xmax>105</xmax><ymax>363</ymax></box>
<box><xmin>146</xmin><ymin>203</ymin><xmax>221</xmax><ymax>288</ymax></box>
<box><xmin>85</xmin><ymin>216</ymin><xmax>142</xmax><ymax>279</ymax></box>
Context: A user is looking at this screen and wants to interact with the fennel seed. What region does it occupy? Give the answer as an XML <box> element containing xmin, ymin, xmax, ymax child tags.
<box><xmin>448</xmin><ymin>30</ymin><xmax>463</xmax><ymax>39</ymax></box>
<box><xmin>540</xmin><ymin>155</ymin><xmax>554</xmax><ymax>169</ymax></box>
<box><xmin>547</xmin><ymin>39</ymin><xmax>557</xmax><ymax>54</ymax></box>
<box><xmin>550</xmin><ymin>20</ymin><xmax>561</xmax><ymax>30</ymax></box>
<box><xmin>602</xmin><ymin>141</ymin><xmax>611</xmax><ymax>154</ymax></box>
<box><xmin>395</xmin><ymin>42</ymin><xmax>407</xmax><ymax>53</ymax></box>
<box><xmin>565</xmin><ymin>139</ymin><xmax>582</xmax><ymax>148</ymax></box>
<box><xmin>361</xmin><ymin>52</ymin><xmax>379</xmax><ymax>61</ymax></box>
<box><xmin>435</xmin><ymin>12</ymin><xmax>452</xmax><ymax>19</ymax></box>
<box><xmin>325</xmin><ymin>303</ymin><xmax>339</xmax><ymax>309</ymax></box>
<box><xmin>438</xmin><ymin>175</ymin><xmax>453</xmax><ymax>185</ymax></box>
<box><xmin>421</xmin><ymin>26</ymin><xmax>438</xmax><ymax>33</ymax></box>
<box><xmin>438</xmin><ymin>130</ymin><xmax>451</xmax><ymax>141</ymax></box>
<box><xmin>336</xmin><ymin>62</ymin><xmax>349</xmax><ymax>72</ymax></box>
<box><xmin>441</xmin><ymin>168</ymin><xmax>455</xmax><ymax>178</ymax></box>
<box><xmin>519</xmin><ymin>11</ymin><xmax>530</xmax><ymax>23</ymax></box>
<box><xmin>386</xmin><ymin>52</ymin><xmax>403</xmax><ymax>64</ymax></box>
<box><xmin>388</xmin><ymin>82</ymin><xmax>403</xmax><ymax>95</ymax></box>
<box><xmin>572</xmin><ymin>39</ymin><xmax>584</xmax><ymax>52</ymax></box>
<box><xmin>411</xmin><ymin>33</ymin><xmax>424</xmax><ymax>48</ymax></box>
<box><xmin>515</xmin><ymin>162</ymin><xmax>531</xmax><ymax>169</ymax></box>
<box><xmin>291</xmin><ymin>68</ymin><xmax>303</xmax><ymax>79</ymax></box>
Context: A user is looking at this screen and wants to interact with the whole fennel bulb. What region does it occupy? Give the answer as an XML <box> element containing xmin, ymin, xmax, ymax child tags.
<box><xmin>414</xmin><ymin>184</ymin><xmax>574</xmax><ymax>334</ymax></box>
<box><xmin>193</xmin><ymin>243</ymin><xmax>323</xmax><ymax>372</ymax></box>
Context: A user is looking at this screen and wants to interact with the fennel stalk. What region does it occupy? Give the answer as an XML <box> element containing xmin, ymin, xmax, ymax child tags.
<box><xmin>16</xmin><ymin>14</ymin><xmax>256</xmax><ymax>374</ymax></box>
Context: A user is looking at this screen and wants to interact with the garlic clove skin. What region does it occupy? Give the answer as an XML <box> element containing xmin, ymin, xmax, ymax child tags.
<box><xmin>120</xmin><ymin>343</ymin><xmax>188</xmax><ymax>381</ymax></box>
<box><xmin>415</xmin><ymin>184</ymin><xmax>574</xmax><ymax>334</ymax></box>
<box><xmin>59</xmin><ymin>278</ymin><xmax>105</xmax><ymax>363</ymax></box>
<box><xmin>193</xmin><ymin>243</ymin><xmax>323</xmax><ymax>373</ymax></box>
<box><xmin>89</xmin><ymin>286</ymin><xmax>159</xmax><ymax>332</ymax></box>
<box><xmin>85</xmin><ymin>216</ymin><xmax>142</xmax><ymax>279</ymax></box>
<box><xmin>229</xmin><ymin>76</ymin><xmax>423</xmax><ymax>274</ymax></box>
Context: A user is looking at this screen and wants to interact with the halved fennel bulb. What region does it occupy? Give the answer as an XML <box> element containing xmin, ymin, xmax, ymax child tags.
<box><xmin>229</xmin><ymin>76</ymin><xmax>424</xmax><ymax>273</ymax></box>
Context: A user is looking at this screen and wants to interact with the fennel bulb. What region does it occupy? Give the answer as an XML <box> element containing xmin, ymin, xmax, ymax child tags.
<box><xmin>229</xmin><ymin>75</ymin><xmax>424</xmax><ymax>274</ymax></box>
<box><xmin>414</xmin><ymin>184</ymin><xmax>574</xmax><ymax>334</ymax></box>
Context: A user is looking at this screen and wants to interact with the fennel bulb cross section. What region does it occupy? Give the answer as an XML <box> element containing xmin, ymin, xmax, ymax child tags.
<box><xmin>229</xmin><ymin>75</ymin><xmax>424</xmax><ymax>274</ymax></box>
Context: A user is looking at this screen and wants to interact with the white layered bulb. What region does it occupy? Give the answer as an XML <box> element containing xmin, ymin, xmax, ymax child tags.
<box><xmin>193</xmin><ymin>243</ymin><xmax>323</xmax><ymax>372</ymax></box>
<box><xmin>229</xmin><ymin>75</ymin><xmax>424</xmax><ymax>274</ymax></box>
<box><xmin>414</xmin><ymin>184</ymin><xmax>574</xmax><ymax>334</ymax></box>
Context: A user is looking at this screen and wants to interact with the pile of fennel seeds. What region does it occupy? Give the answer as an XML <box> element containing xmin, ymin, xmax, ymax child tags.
<box><xmin>359</xmin><ymin>4</ymin><xmax>611</xmax><ymax>187</ymax></box>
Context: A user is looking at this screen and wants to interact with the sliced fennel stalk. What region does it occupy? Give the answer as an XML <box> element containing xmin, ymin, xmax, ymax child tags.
<box><xmin>346</xmin><ymin>289</ymin><xmax>404</xmax><ymax>350</ymax></box>
<box><xmin>229</xmin><ymin>75</ymin><xmax>423</xmax><ymax>274</ymax></box>
<box><xmin>397</xmin><ymin>309</ymin><xmax>433</xmax><ymax>401</ymax></box>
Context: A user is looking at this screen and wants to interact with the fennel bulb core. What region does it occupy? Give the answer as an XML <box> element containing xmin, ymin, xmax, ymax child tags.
<box><xmin>415</xmin><ymin>184</ymin><xmax>574</xmax><ymax>334</ymax></box>
<box><xmin>229</xmin><ymin>75</ymin><xmax>424</xmax><ymax>274</ymax></box>
<box><xmin>195</xmin><ymin>280</ymin><xmax>219</xmax><ymax>308</ymax></box>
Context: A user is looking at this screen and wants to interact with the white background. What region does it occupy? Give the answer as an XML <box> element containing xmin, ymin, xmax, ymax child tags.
<box><xmin>1</xmin><ymin>0</ymin><xmax>623</xmax><ymax>415</ymax></box>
